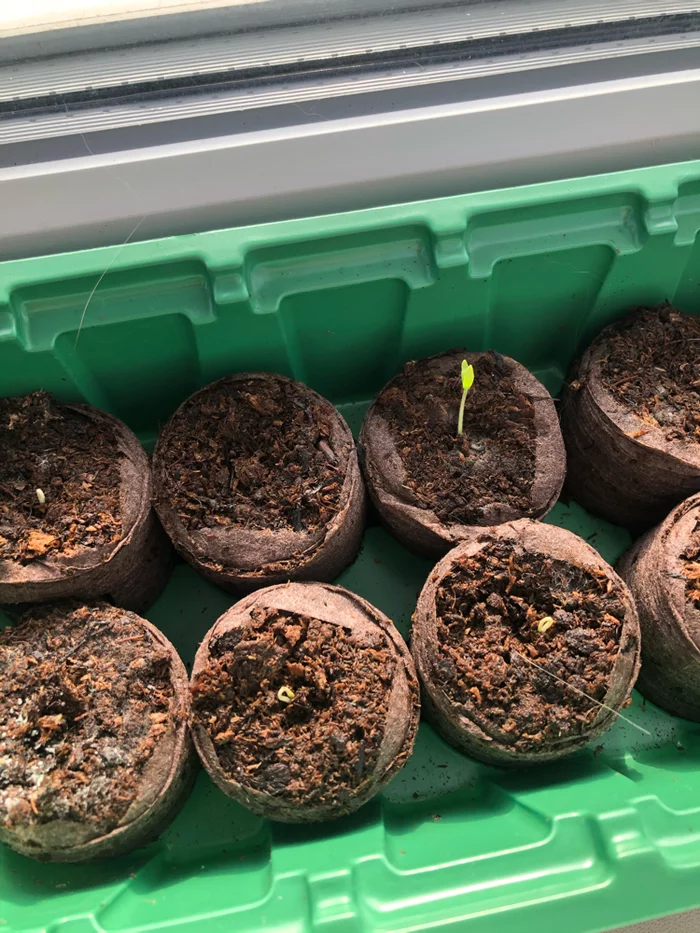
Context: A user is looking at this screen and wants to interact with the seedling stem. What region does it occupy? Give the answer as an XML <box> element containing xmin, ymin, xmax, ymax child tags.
<box><xmin>457</xmin><ymin>360</ymin><xmax>475</xmax><ymax>436</ymax></box>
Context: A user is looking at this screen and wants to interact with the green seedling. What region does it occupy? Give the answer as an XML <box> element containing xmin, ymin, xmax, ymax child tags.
<box><xmin>457</xmin><ymin>360</ymin><xmax>475</xmax><ymax>436</ymax></box>
<box><xmin>35</xmin><ymin>488</ymin><xmax>46</xmax><ymax>505</ymax></box>
<box><xmin>537</xmin><ymin>616</ymin><xmax>554</xmax><ymax>633</ymax></box>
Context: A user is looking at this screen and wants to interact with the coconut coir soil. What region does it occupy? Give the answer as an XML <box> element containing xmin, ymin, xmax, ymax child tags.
<box><xmin>0</xmin><ymin>605</ymin><xmax>173</xmax><ymax>832</ymax></box>
<box><xmin>599</xmin><ymin>306</ymin><xmax>700</xmax><ymax>444</ymax></box>
<box><xmin>0</xmin><ymin>392</ymin><xmax>122</xmax><ymax>563</ymax></box>
<box><xmin>374</xmin><ymin>353</ymin><xmax>536</xmax><ymax>525</ymax></box>
<box><xmin>191</xmin><ymin>607</ymin><xmax>395</xmax><ymax>807</ymax></box>
<box><xmin>682</xmin><ymin>519</ymin><xmax>700</xmax><ymax>609</ymax></box>
<box><xmin>158</xmin><ymin>379</ymin><xmax>343</xmax><ymax>534</ymax></box>
<box><xmin>434</xmin><ymin>542</ymin><xmax>628</xmax><ymax>751</ymax></box>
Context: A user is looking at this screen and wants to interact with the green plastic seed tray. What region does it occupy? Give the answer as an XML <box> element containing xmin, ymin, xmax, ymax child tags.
<box><xmin>2</xmin><ymin>158</ymin><xmax>700</xmax><ymax>933</ymax></box>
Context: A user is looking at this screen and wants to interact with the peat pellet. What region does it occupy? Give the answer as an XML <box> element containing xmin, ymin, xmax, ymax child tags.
<box><xmin>153</xmin><ymin>374</ymin><xmax>365</xmax><ymax>592</ymax></box>
<box><xmin>0</xmin><ymin>392</ymin><xmax>172</xmax><ymax>612</ymax></box>
<box><xmin>618</xmin><ymin>493</ymin><xmax>700</xmax><ymax>720</ymax></box>
<box><xmin>412</xmin><ymin>520</ymin><xmax>640</xmax><ymax>767</ymax></box>
<box><xmin>359</xmin><ymin>349</ymin><xmax>565</xmax><ymax>557</ymax></box>
<box><xmin>561</xmin><ymin>304</ymin><xmax>700</xmax><ymax>530</ymax></box>
<box><xmin>0</xmin><ymin>603</ymin><xmax>196</xmax><ymax>862</ymax></box>
<box><xmin>190</xmin><ymin>582</ymin><xmax>420</xmax><ymax>822</ymax></box>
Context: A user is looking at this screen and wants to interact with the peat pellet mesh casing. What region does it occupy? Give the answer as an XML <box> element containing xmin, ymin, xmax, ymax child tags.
<box><xmin>153</xmin><ymin>373</ymin><xmax>366</xmax><ymax>593</ymax></box>
<box><xmin>412</xmin><ymin>520</ymin><xmax>641</xmax><ymax>767</ymax></box>
<box><xmin>618</xmin><ymin>492</ymin><xmax>700</xmax><ymax>721</ymax></box>
<box><xmin>561</xmin><ymin>304</ymin><xmax>700</xmax><ymax>531</ymax></box>
<box><xmin>360</xmin><ymin>349</ymin><xmax>566</xmax><ymax>557</ymax></box>
<box><xmin>189</xmin><ymin>582</ymin><xmax>420</xmax><ymax>823</ymax></box>
<box><xmin>0</xmin><ymin>603</ymin><xmax>196</xmax><ymax>862</ymax></box>
<box><xmin>0</xmin><ymin>392</ymin><xmax>172</xmax><ymax>612</ymax></box>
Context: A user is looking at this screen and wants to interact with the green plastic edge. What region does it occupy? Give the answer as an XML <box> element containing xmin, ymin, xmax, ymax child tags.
<box><xmin>0</xmin><ymin>156</ymin><xmax>698</xmax><ymax>294</ymax></box>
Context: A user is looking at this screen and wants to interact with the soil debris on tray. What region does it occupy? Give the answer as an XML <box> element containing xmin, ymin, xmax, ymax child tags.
<box><xmin>0</xmin><ymin>392</ymin><xmax>122</xmax><ymax>564</ymax></box>
<box><xmin>599</xmin><ymin>305</ymin><xmax>700</xmax><ymax>444</ymax></box>
<box><xmin>157</xmin><ymin>378</ymin><xmax>343</xmax><ymax>534</ymax></box>
<box><xmin>374</xmin><ymin>352</ymin><xmax>537</xmax><ymax>525</ymax></box>
<box><xmin>0</xmin><ymin>604</ymin><xmax>174</xmax><ymax>834</ymax></box>
<box><xmin>191</xmin><ymin>606</ymin><xmax>395</xmax><ymax>808</ymax></box>
<box><xmin>434</xmin><ymin>542</ymin><xmax>628</xmax><ymax>753</ymax></box>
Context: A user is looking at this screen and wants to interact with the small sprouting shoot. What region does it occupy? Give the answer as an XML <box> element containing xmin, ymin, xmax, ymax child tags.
<box><xmin>537</xmin><ymin>616</ymin><xmax>554</xmax><ymax>633</ymax></box>
<box><xmin>35</xmin><ymin>488</ymin><xmax>46</xmax><ymax>506</ymax></box>
<box><xmin>277</xmin><ymin>685</ymin><xmax>295</xmax><ymax>704</ymax></box>
<box><xmin>457</xmin><ymin>360</ymin><xmax>475</xmax><ymax>437</ymax></box>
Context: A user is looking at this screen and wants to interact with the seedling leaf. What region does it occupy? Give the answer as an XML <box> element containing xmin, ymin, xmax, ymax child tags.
<box><xmin>461</xmin><ymin>360</ymin><xmax>475</xmax><ymax>391</ymax></box>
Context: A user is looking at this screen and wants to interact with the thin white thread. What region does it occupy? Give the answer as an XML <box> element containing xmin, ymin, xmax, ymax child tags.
<box><xmin>77</xmin><ymin>130</ymin><xmax>140</xmax><ymax>201</ymax></box>
<box><xmin>74</xmin><ymin>214</ymin><xmax>150</xmax><ymax>347</ymax></box>
<box><xmin>69</xmin><ymin>122</ymin><xmax>151</xmax><ymax>347</ymax></box>
<box><xmin>512</xmin><ymin>649</ymin><xmax>650</xmax><ymax>736</ymax></box>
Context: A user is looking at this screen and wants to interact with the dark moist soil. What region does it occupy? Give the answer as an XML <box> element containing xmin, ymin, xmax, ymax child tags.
<box><xmin>434</xmin><ymin>543</ymin><xmax>629</xmax><ymax>751</ymax></box>
<box><xmin>598</xmin><ymin>306</ymin><xmax>700</xmax><ymax>444</ymax></box>
<box><xmin>0</xmin><ymin>392</ymin><xmax>122</xmax><ymax>564</ymax></box>
<box><xmin>376</xmin><ymin>353</ymin><xmax>536</xmax><ymax>525</ymax></box>
<box><xmin>160</xmin><ymin>379</ymin><xmax>343</xmax><ymax>534</ymax></box>
<box><xmin>191</xmin><ymin>608</ymin><xmax>395</xmax><ymax>807</ymax></box>
<box><xmin>682</xmin><ymin>520</ymin><xmax>700</xmax><ymax>609</ymax></box>
<box><xmin>0</xmin><ymin>605</ymin><xmax>174</xmax><ymax>832</ymax></box>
